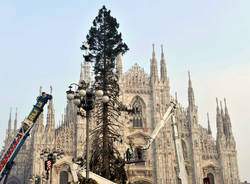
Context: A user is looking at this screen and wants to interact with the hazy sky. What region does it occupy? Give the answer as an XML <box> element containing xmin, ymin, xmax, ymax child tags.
<box><xmin>0</xmin><ymin>0</ymin><xmax>249</xmax><ymax>182</ymax></box>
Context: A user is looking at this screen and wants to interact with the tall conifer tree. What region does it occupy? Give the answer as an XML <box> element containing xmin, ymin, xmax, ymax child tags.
<box><xmin>81</xmin><ymin>6</ymin><xmax>129</xmax><ymax>183</ymax></box>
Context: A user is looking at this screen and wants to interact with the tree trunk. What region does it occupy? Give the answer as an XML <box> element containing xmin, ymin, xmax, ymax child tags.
<box><xmin>102</xmin><ymin>102</ymin><xmax>110</xmax><ymax>178</ymax></box>
<box><xmin>102</xmin><ymin>54</ymin><xmax>110</xmax><ymax>178</ymax></box>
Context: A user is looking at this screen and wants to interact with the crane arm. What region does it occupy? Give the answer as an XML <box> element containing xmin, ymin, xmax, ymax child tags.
<box><xmin>0</xmin><ymin>92</ymin><xmax>52</xmax><ymax>182</ymax></box>
<box><xmin>70</xmin><ymin>162</ymin><xmax>117</xmax><ymax>184</ymax></box>
<box><xmin>140</xmin><ymin>101</ymin><xmax>188</xmax><ymax>183</ymax></box>
<box><xmin>142</xmin><ymin>102</ymin><xmax>176</xmax><ymax>150</ymax></box>
<box><xmin>171</xmin><ymin>115</ymin><xmax>188</xmax><ymax>184</ymax></box>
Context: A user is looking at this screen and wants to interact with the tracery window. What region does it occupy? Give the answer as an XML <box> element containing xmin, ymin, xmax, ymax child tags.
<box><xmin>131</xmin><ymin>96</ymin><xmax>146</xmax><ymax>128</ymax></box>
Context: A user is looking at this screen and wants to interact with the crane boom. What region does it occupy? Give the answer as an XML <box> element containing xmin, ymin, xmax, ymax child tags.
<box><xmin>142</xmin><ymin>102</ymin><xmax>176</xmax><ymax>150</ymax></box>
<box><xmin>171</xmin><ymin>115</ymin><xmax>188</xmax><ymax>184</ymax></box>
<box><xmin>0</xmin><ymin>92</ymin><xmax>52</xmax><ymax>182</ymax></box>
<box><xmin>70</xmin><ymin>162</ymin><xmax>116</xmax><ymax>184</ymax></box>
<box><xmin>139</xmin><ymin>101</ymin><xmax>188</xmax><ymax>183</ymax></box>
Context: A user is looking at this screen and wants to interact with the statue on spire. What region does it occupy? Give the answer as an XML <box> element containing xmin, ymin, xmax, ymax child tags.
<box><xmin>207</xmin><ymin>112</ymin><xmax>212</xmax><ymax>134</ymax></box>
<box><xmin>160</xmin><ymin>44</ymin><xmax>167</xmax><ymax>82</ymax></box>
<box><xmin>14</xmin><ymin>107</ymin><xmax>18</xmax><ymax>131</ymax></box>
<box><xmin>161</xmin><ymin>44</ymin><xmax>164</xmax><ymax>57</ymax></box>
<box><xmin>188</xmin><ymin>71</ymin><xmax>195</xmax><ymax>108</ymax></box>
<box><xmin>152</xmin><ymin>44</ymin><xmax>155</xmax><ymax>57</ymax></box>
<box><xmin>50</xmin><ymin>85</ymin><xmax>53</xmax><ymax>94</ymax></box>
<box><xmin>85</xmin><ymin>42</ymin><xmax>89</xmax><ymax>55</ymax></box>
<box><xmin>39</xmin><ymin>86</ymin><xmax>42</xmax><ymax>95</ymax></box>
<box><xmin>8</xmin><ymin>107</ymin><xmax>12</xmax><ymax>132</ymax></box>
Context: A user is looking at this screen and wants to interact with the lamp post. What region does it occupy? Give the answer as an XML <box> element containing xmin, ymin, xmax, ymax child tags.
<box><xmin>66</xmin><ymin>80</ymin><xmax>109</xmax><ymax>182</ymax></box>
<box><xmin>40</xmin><ymin>149</ymin><xmax>64</xmax><ymax>184</ymax></box>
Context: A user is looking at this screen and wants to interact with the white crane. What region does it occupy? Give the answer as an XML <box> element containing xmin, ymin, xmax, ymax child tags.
<box><xmin>130</xmin><ymin>101</ymin><xmax>188</xmax><ymax>184</ymax></box>
<box><xmin>70</xmin><ymin>161</ymin><xmax>116</xmax><ymax>184</ymax></box>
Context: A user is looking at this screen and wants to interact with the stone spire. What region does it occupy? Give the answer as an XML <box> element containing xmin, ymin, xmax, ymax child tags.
<box><xmin>188</xmin><ymin>71</ymin><xmax>195</xmax><ymax>109</ymax></box>
<box><xmin>150</xmin><ymin>44</ymin><xmax>159</xmax><ymax>83</ymax></box>
<box><xmin>82</xmin><ymin>42</ymin><xmax>91</xmax><ymax>83</ymax></box>
<box><xmin>62</xmin><ymin>113</ymin><xmax>64</xmax><ymax>125</ymax></box>
<box><xmin>39</xmin><ymin>86</ymin><xmax>42</xmax><ymax>95</ymax></box>
<box><xmin>116</xmin><ymin>53</ymin><xmax>123</xmax><ymax>78</ymax></box>
<box><xmin>216</xmin><ymin>98</ymin><xmax>225</xmax><ymax>139</ymax></box>
<box><xmin>207</xmin><ymin>112</ymin><xmax>212</xmax><ymax>134</ymax></box>
<box><xmin>14</xmin><ymin>107</ymin><xmax>18</xmax><ymax>131</ymax></box>
<box><xmin>220</xmin><ymin>100</ymin><xmax>225</xmax><ymax>119</ymax></box>
<box><xmin>8</xmin><ymin>108</ymin><xmax>12</xmax><ymax>132</ymax></box>
<box><xmin>160</xmin><ymin>45</ymin><xmax>167</xmax><ymax>82</ymax></box>
<box><xmin>45</xmin><ymin>86</ymin><xmax>55</xmax><ymax>147</ymax></box>
<box><xmin>220</xmin><ymin>100</ymin><xmax>227</xmax><ymax>135</ymax></box>
<box><xmin>224</xmin><ymin>98</ymin><xmax>233</xmax><ymax>138</ymax></box>
<box><xmin>80</xmin><ymin>62</ymin><xmax>84</xmax><ymax>82</ymax></box>
<box><xmin>175</xmin><ymin>92</ymin><xmax>178</xmax><ymax>103</ymax></box>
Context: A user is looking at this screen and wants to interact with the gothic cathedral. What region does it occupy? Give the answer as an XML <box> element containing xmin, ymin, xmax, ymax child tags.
<box><xmin>1</xmin><ymin>45</ymin><xmax>240</xmax><ymax>184</ymax></box>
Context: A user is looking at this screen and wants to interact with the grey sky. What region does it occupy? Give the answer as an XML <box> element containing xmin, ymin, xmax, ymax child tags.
<box><xmin>0</xmin><ymin>0</ymin><xmax>249</xmax><ymax>181</ymax></box>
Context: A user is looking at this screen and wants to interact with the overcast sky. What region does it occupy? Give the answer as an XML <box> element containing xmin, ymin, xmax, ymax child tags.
<box><xmin>0</xmin><ymin>0</ymin><xmax>249</xmax><ymax>182</ymax></box>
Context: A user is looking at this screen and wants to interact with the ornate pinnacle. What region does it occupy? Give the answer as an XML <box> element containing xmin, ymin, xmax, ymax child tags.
<box><xmin>152</xmin><ymin>44</ymin><xmax>155</xmax><ymax>57</ymax></box>
<box><xmin>161</xmin><ymin>44</ymin><xmax>164</xmax><ymax>57</ymax></box>
<box><xmin>40</xmin><ymin>86</ymin><xmax>42</xmax><ymax>95</ymax></box>
<box><xmin>207</xmin><ymin>112</ymin><xmax>212</xmax><ymax>134</ymax></box>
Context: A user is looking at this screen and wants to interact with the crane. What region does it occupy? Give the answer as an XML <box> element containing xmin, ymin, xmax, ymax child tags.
<box><xmin>126</xmin><ymin>101</ymin><xmax>188</xmax><ymax>184</ymax></box>
<box><xmin>0</xmin><ymin>92</ymin><xmax>52</xmax><ymax>183</ymax></box>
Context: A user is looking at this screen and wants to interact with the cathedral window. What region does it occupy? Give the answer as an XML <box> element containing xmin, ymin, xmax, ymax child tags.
<box><xmin>131</xmin><ymin>96</ymin><xmax>146</xmax><ymax>128</ymax></box>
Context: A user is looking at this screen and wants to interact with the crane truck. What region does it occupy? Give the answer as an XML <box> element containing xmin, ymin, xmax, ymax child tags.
<box><xmin>0</xmin><ymin>92</ymin><xmax>52</xmax><ymax>183</ymax></box>
<box><xmin>125</xmin><ymin>101</ymin><xmax>188</xmax><ymax>184</ymax></box>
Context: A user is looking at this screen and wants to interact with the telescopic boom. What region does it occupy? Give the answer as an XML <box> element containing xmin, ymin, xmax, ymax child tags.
<box><xmin>142</xmin><ymin>101</ymin><xmax>176</xmax><ymax>150</ymax></box>
<box><xmin>0</xmin><ymin>92</ymin><xmax>52</xmax><ymax>182</ymax></box>
<box><xmin>140</xmin><ymin>101</ymin><xmax>188</xmax><ymax>183</ymax></box>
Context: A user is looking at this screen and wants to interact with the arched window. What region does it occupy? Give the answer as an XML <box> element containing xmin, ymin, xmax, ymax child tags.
<box><xmin>207</xmin><ymin>173</ymin><xmax>215</xmax><ymax>184</ymax></box>
<box><xmin>131</xmin><ymin>96</ymin><xmax>146</xmax><ymax>128</ymax></box>
<box><xmin>60</xmin><ymin>171</ymin><xmax>68</xmax><ymax>184</ymax></box>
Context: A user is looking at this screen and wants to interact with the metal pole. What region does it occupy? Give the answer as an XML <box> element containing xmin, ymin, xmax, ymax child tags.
<box><xmin>86</xmin><ymin>110</ymin><xmax>90</xmax><ymax>183</ymax></box>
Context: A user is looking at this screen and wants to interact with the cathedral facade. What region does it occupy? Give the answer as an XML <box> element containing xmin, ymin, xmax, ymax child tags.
<box><xmin>1</xmin><ymin>45</ymin><xmax>240</xmax><ymax>184</ymax></box>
